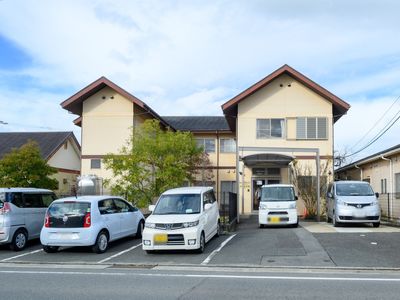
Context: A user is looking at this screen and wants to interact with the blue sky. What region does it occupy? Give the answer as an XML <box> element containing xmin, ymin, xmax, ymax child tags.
<box><xmin>0</xmin><ymin>0</ymin><xmax>400</xmax><ymax>164</ymax></box>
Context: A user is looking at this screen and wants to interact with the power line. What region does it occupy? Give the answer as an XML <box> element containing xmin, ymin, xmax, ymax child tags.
<box><xmin>349</xmin><ymin>95</ymin><xmax>400</xmax><ymax>151</ymax></box>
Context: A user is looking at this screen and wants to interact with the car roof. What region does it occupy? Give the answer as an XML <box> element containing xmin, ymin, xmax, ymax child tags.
<box><xmin>335</xmin><ymin>180</ymin><xmax>370</xmax><ymax>185</ymax></box>
<box><xmin>0</xmin><ymin>187</ymin><xmax>53</xmax><ymax>193</ymax></box>
<box><xmin>51</xmin><ymin>195</ymin><xmax>124</xmax><ymax>203</ymax></box>
<box><xmin>261</xmin><ymin>184</ymin><xmax>294</xmax><ymax>188</ymax></box>
<box><xmin>162</xmin><ymin>186</ymin><xmax>213</xmax><ymax>195</ymax></box>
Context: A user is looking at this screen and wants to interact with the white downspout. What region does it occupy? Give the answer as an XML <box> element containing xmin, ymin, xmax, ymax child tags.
<box><xmin>354</xmin><ymin>164</ymin><xmax>363</xmax><ymax>181</ymax></box>
<box><xmin>381</xmin><ymin>155</ymin><xmax>393</xmax><ymax>218</ymax></box>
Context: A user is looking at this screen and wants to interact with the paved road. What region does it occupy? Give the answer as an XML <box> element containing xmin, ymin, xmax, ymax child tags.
<box><xmin>1</xmin><ymin>218</ymin><xmax>400</xmax><ymax>268</ymax></box>
<box><xmin>1</xmin><ymin>264</ymin><xmax>400</xmax><ymax>300</ymax></box>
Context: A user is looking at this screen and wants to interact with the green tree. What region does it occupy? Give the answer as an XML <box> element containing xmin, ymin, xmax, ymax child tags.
<box><xmin>0</xmin><ymin>141</ymin><xmax>58</xmax><ymax>189</ymax></box>
<box><xmin>103</xmin><ymin>119</ymin><xmax>212</xmax><ymax>208</ymax></box>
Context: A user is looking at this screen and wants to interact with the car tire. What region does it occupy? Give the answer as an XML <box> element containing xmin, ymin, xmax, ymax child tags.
<box><xmin>332</xmin><ymin>211</ymin><xmax>340</xmax><ymax>227</ymax></box>
<box><xmin>136</xmin><ymin>220</ymin><xmax>144</xmax><ymax>238</ymax></box>
<box><xmin>373</xmin><ymin>222</ymin><xmax>380</xmax><ymax>228</ymax></box>
<box><xmin>10</xmin><ymin>229</ymin><xmax>28</xmax><ymax>251</ymax></box>
<box><xmin>196</xmin><ymin>232</ymin><xmax>205</xmax><ymax>254</ymax></box>
<box><xmin>43</xmin><ymin>246</ymin><xmax>59</xmax><ymax>253</ymax></box>
<box><xmin>92</xmin><ymin>231</ymin><xmax>109</xmax><ymax>254</ymax></box>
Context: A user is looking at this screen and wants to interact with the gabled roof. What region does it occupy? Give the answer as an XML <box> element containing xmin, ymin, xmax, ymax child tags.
<box><xmin>60</xmin><ymin>76</ymin><xmax>173</xmax><ymax>129</ymax></box>
<box><xmin>0</xmin><ymin>132</ymin><xmax>80</xmax><ymax>160</ymax></box>
<box><xmin>162</xmin><ymin>116</ymin><xmax>231</xmax><ymax>132</ymax></box>
<box><xmin>221</xmin><ymin>64</ymin><xmax>350</xmax><ymax>130</ymax></box>
<box><xmin>336</xmin><ymin>143</ymin><xmax>400</xmax><ymax>173</ymax></box>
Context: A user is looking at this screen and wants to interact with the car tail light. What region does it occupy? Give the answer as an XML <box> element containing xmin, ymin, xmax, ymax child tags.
<box><xmin>44</xmin><ymin>213</ymin><xmax>50</xmax><ymax>228</ymax></box>
<box><xmin>83</xmin><ymin>212</ymin><xmax>91</xmax><ymax>228</ymax></box>
<box><xmin>0</xmin><ymin>202</ymin><xmax>11</xmax><ymax>215</ymax></box>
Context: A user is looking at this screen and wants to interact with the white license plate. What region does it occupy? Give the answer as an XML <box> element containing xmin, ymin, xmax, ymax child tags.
<box><xmin>50</xmin><ymin>233</ymin><xmax>79</xmax><ymax>240</ymax></box>
<box><xmin>353</xmin><ymin>212</ymin><xmax>366</xmax><ymax>218</ymax></box>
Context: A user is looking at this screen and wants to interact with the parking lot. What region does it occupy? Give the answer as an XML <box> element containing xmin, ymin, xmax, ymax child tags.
<box><xmin>1</xmin><ymin>218</ymin><xmax>400</xmax><ymax>268</ymax></box>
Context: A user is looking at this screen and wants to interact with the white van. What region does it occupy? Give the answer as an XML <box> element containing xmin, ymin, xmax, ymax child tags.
<box><xmin>0</xmin><ymin>188</ymin><xmax>56</xmax><ymax>250</ymax></box>
<box><xmin>326</xmin><ymin>181</ymin><xmax>380</xmax><ymax>227</ymax></box>
<box><xmin>142</xmin><ymin>187</ymin><xmax>220</xmax><ymax>253</ymax></box>
<box><xmin>258</xmin><ymin>184</ymin><xmax>298</xmax><ymax>228</ymax></box>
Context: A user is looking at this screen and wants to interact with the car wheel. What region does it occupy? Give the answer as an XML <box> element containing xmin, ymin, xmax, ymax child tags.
<box><xmin>373</xmin><ymin>222</ymin><xmax>380</xmax><ymax>228</ymax></box>
<box><xmin>332</xmin><ymin>211</ymin><xmax>340</xmax><ymax>227</ymax></box>
<box><xmin>92</xmin><ymin>231</ymin><xmax>109</xmax><ymax>254</ymax></box>
<box><xmin>43</xmin><ymin>246</ymin><xmax>59</xmax><ymax>253</ymax></box>
<box><xmin>196</xmin><ymin>232</ymin><xmax>205</xmax><ymax>254</ymax></box>
<box><xmin>216</xmin><ymin>221</ymin><xmax>222</xmax><ymax>237</ymax></box>
<box><xmin>136</xmin><ymin>220</ymin><xmax>144</xmax><ymax>238</ymax></box>
<box><xmin>10</xmin><ymin>229</ymin><xmax>27</xmax><ymax>251</ymax></box>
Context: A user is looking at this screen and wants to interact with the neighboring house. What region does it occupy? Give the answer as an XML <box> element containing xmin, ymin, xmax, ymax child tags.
<box><xmin>335</xmin><ymin>144</ymin><xmax>400</xmax><ymax>219</ymax></box>
<box><xmin>61</xmin><ymin>64</ymin><xmax>350</xmax><ymax>216</ymax></box>
<box><xmin>0</xmin><ymin>132</ymin><xmax>81</xmax><ymax>195</ymax></box>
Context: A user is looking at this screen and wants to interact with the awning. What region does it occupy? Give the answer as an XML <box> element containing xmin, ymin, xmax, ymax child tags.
<box><xmin>241</xmin><ymin>153</ymin><xmax>294</xmax><ymax>167</ymax></box>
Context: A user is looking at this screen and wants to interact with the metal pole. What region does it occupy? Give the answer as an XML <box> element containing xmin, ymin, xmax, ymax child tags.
<box><xmin>316</xmin><ymin>150</ymin><xmax>320</xmax><ymax>222</ymax></box>
<box><xmin>241</xmin><ymin>164</ymin><xmax>245</xmax><ymax>215</ymax></box>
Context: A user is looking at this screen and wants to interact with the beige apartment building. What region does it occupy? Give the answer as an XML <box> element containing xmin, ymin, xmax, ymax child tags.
<box><xmin>335</xmin><ymin>144</ymin><xmax>400</xmax><ymax>219</ymax></box>
<box><xmin>61</xmin><ymin>65</ymin><xmax>350</xmax><ymax>215</ymax></box>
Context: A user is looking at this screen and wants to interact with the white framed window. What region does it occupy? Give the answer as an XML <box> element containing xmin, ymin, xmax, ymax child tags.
<box><xmin>296</xmin><ymin>117</ymin><xmax>328</xmax><ymax>139</ymax></box>
<box><xmin>256</xmin><ymin>119</ymin><xmax>284</xmax><ymax>139</ymax></box>
<box><xmin>196</xmin><ymin>138</ymin><xmax>215</xmax><ymax>153</ymax></box>
<box><xmin>220</xmin><ymin>138</ymin><xmax>236</xmax><ymax>153</ymax></box>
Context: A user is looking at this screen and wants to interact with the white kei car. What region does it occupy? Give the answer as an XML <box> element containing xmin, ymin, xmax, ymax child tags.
<box><xmin>142</xmin><ymin>187</ymin><xmax>220</xmax><ymax>253</ymax></box>
<box><xmin>40</xmin><ymin>196</ymin><xmax>145</xmax><ymax>253</ymax></box>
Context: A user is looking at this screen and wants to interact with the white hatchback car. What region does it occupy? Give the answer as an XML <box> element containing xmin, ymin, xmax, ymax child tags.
<box><xmin>40</xmin><ymin>196</ymin><xmax>145</xmax><ymax>253</ymax></box>
<box><xmin>142</xmin><ymin>187</ymin><xmax>220</xmax><ymax>253</ymax></box>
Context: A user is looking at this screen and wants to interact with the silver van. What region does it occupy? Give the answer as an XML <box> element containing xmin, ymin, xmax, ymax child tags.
<box><xmin>326</xmin><ymin>181</ymin><xmax>380</xmax><ymax>227</ymax></box>
<box><xmin>0</xmin><ymin>188</ymin><xmax>56</xmax><ymax>251</ymax></box>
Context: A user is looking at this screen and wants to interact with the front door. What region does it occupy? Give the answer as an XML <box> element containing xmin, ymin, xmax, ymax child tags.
<box><xmin>252</xmin><ymin>179</ymin><xmax>281</xmax><ymax>211</ymax></box>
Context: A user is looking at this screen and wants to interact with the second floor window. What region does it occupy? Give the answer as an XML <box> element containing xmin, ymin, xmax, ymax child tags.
<box><xmin>220</xmin><ymin>138</ymin><xmax>236</xmax><ymax>153</ymax></box>
<box><xmin>296</xmin><ymin>117</ymin><xmax>328</xmax><ymax>139</ymax></box>
<box><xmin>196</xmin><ymin>138</ymin><xmax>215</xmax><ymax>153</ymax></box>
<box><xmin>256</xmin><ymin>119</ymin><xmax>284</xmax><ymax>139</ymax></box>
<box><xmin>91</xmin><ymin>159</ymin><xmax>101</xmax><ymax>169</ymax></box>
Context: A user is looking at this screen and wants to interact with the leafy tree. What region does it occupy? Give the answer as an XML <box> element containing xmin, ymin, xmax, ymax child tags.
<box><xmin>290</xmin><ymin>159</ymin><xmax>331</xmax><ymax>219</ymax></box>
<box><xmin>103</xmin><ymin>119</ymin><xmax>212</xmax><ymax>208</ymax></box>
<box><xmin>0</xmin><ymin>141</ymin><xmax>58</xmax><ymax>189</ymax></box>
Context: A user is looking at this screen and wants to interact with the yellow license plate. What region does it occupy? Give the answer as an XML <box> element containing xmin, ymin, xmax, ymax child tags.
<box><xmin>269</xmin><ymin>216</ymin><xmax>280</xmax><ymax>223</ymax></box>
<box><xmin>154</xmin><ymin>234</ymin><xmax>168</xmax><ymax>244</ymax></box>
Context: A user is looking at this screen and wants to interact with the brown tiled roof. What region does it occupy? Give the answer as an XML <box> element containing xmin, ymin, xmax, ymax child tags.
<box><xmin>221</xmin><ymin>64</ymin><xmax>351</xmax><ymax>129</ymax></box>
<box><xmin>0</xmin><ymin>132</ymin><xmax>80</xmax><ymax>160</ymax></box>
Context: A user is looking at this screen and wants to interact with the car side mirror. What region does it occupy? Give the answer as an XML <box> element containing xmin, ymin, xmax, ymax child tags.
<box><xmin>327</xmin><ymin>192</ymin><xmax>333</xmax><ymax>198</ymax></box>
<box><xmin>375</xmin><ymin>192</ymin><xmax>379</xmax><ymax>198</ymax></box>
<box><xmin>149</xmin><ymin>205</ymin><xmax>155</xmax><ymax>212</ymax></box>
<box><xmin>295</xmin><ymin>196</ymin><xmax>298</xmax><ymax>201</ymax></box>
<box><xmin>204</xmin><ymin>203</ymin><xmax>212</xmax><ymax>210</ymax></box>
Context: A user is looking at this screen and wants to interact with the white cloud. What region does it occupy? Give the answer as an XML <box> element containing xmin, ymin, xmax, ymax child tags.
<box><xmin>0</xmin><ymin>0</ymin><xmax>400</xmax><ymax>157</ymax></box>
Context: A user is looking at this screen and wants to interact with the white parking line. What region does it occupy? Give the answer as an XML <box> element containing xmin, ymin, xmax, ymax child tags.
<box><xmin>201</xmin><ymin>234</ymin><xmax>237</xmax><ymax>265</ymax></box>
<box><xmin>0</xmin><ymin>249</ymin><xmax>43</xmax><ymax>262</ymax></box>
<box><xmin>97</xmin><ymin>243</ymin><xmax>142</xmax><ymax>264</ymax></box>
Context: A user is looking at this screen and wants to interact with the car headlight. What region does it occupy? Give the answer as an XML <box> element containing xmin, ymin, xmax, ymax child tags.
<box><xmin>371</xmin><ymin>201</ymin><xmax>379</xmax><ymax>206</ymax></box>
<box><xmin>288</xmin><ymin>202</ymin><xmax>296</xmax><ymax>209</ymax></box>
<box><xmin>183</xmin><ymin>220</ymin><xmax>199</xmax><ymax>228</ymax></box>
<box><xmin>145</xmin><ymin>222</ymin><xmax>156</xmax><ymax>229</ymax></box>
<box><xmin>337</xmin><ymin>199</ymin><xmax>347</xmax><ymax>206</ymax></box>
<box><xmin>259</xmin><ymin>203</ymin><xmax>268</xmax><ymax>210</ymax></box>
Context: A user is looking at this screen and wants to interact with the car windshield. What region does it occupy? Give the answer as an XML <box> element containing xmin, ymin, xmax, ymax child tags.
<box><xmin>336</xmin><ymin>183</ymin><xmax>375</xmax><ymax>196</ymax></box>
<box><xmin>261</xmin><ymin>186</ymin><xmax>295</xmax><ymax>201</ymax></box>
<box><xmin>153</xmin><ymin>194</ymin><xmax>201</xmax><ymax>215</ymax></box>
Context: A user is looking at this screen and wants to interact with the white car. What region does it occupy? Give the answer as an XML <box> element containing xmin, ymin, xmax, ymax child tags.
<box><xmin>40</xmin><ymin>196</ymin><xmax>145</xmax><ymax>253</ymax></box>
<box><xmin>259</xmin><ymin>184</ymin><xmax>299</xmax><ymax>227</ymax></box>
<box><xmin>142</xmin><ymin>187</ymin><xmax>220</xmax><ymax>253</ymax></box>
